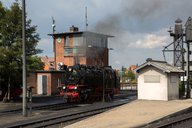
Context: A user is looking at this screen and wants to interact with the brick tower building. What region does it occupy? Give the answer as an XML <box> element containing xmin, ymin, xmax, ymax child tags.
<box><xmin>49</xmin><ymin>26</ymin><xmax>113</xmax><ymax>70</ymax></box>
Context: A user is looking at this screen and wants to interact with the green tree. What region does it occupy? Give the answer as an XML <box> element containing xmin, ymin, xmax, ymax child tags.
<box><xmin>127</xmin><ymin>70</ymin><xmax>136</xmax><ymax>82</ymax></box>
<box><xmin>0</xmin><ymin>1</ymin><xmax>44</xmax><ymax>100</ymax></box>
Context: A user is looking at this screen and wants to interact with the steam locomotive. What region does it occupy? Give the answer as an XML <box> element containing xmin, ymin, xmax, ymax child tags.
<box><xmin>59</xmin><ymin>64</ymin><xmax>120</xmax><ymax>102</ymax></box>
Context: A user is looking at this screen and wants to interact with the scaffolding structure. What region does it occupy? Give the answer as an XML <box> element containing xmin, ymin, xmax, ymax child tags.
<box><xmin>163</xmin><ymin>17</ymin><xmax>192</xmax><ymax>98</ymax></box>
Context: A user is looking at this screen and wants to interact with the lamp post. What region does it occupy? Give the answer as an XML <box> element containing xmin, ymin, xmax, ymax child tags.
<box><xmin>22</xmin><ymin>0</ymin><xmax>27</xmax><ymax>117</ymax></box>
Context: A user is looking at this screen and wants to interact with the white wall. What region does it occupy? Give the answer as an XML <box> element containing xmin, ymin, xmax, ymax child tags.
<box><xmin>138</xmin><ymin>66</ymin><xmax>168</xmax><ymax>101</ymax></box>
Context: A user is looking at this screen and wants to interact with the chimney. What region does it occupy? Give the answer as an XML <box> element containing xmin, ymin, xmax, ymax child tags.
<box><xmin>69</xmin><ymin>25</ymin><xmax>79</xmax><ymax>32</ymax></box>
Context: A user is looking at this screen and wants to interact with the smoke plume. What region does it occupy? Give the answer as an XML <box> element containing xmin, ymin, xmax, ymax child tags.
<box><xmin>91</xmin><ymin>0</ymin><xmax>173</xmax><ymax>68</ymax></box>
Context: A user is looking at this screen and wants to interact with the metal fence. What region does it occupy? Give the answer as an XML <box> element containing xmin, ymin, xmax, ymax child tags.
<box><xmin>120</xmin><ymin>83</ymin><xmax>137</xmax><ymax>91</ymax></box>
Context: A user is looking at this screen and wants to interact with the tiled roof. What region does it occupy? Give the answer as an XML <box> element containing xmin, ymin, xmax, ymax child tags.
<box><xmin>136</xmin><ymin>59</ymin><xmax>184</xmax><ymax>73</ymax></box>
<box><xmin>41</xmin><ymin>56</ymin><xmax>55</xmax><ymax>70</ymax></box>
<box><xmin>41</xmin><ymin>56</ymin><xmax>54</xmax><ymax>62</ymax></box>
<box><xmin>128</xmin><ymin>65</ymin><xmax>137</xmax><ymax>71</ymax></box>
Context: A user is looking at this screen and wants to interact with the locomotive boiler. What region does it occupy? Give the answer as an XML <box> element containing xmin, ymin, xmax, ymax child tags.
<box><xmin>59</xmin><ymin>64</ymin><xmax>120</xmax><ymax>102</ymax></box>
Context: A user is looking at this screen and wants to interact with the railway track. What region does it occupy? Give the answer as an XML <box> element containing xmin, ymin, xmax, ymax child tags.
<box><xmin>0</xmin><ymin>91</ymin><xmax>134</xmax><ymax>116</ymax></box>
<box><xmin>143</xmin><ymin>107</ymin><xmax>192</xmax><ymax>128</ymax></box>
<box><xmin>0</xmin><ymin>102</ymin><xmax>77</xmax><ymax>116</ymax></box>
<box><xmin>0</xmin><ymin>97</ymin><xmax>135</xmax><ymax>128</ymax></box>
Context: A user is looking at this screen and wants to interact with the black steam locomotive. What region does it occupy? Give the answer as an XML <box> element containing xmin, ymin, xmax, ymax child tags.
<box><xmin>59</xmin><ymin>64</ymin><xmax>120</xmax><ymax>102</ymax></box>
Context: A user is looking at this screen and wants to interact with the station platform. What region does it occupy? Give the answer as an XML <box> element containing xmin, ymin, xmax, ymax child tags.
<box><xmin>64</xmin><ymin>99</ymin><xmax>192</xmax><ymax>128</ymax></box>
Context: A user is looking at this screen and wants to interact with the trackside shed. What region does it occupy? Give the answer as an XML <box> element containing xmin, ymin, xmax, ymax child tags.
<box><xmin>136</xmin><ymin>59</ymin><xmax>184</xmax><ymax>101</ymax></box>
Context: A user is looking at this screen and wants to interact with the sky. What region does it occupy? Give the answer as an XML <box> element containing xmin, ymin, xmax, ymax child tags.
<box><xmin>2</xmin><ymin>0</ymin><xmax>192</xmax><ymax>69</ymax></box>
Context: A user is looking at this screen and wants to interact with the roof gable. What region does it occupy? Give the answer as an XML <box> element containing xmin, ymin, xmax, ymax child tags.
<box><xmin>136</xmin><ymin>59</ymin><xmax>184</xmax><ymax>73</ymax></box>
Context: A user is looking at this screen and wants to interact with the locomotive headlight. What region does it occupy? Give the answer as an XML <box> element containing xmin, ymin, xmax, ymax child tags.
<box><xmin>74</xmin><ymin>86</ymin><xmax>77</xmax><ymax>90</ymax></box>
<box><xmin>63</xmin><ymin>86</ymin><xmax>66</xmax><ymax>89</ymax></box>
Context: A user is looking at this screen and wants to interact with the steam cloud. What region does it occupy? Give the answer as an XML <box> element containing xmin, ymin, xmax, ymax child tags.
<box><xmin>91</xmin><ymin>0</ymin><xmax>190</xmax><ymax>68</ymax></box>
<box><xmin>92</xmin><ymin>0</ymin><xmax>167</xmax><ymax>49</ymax></box>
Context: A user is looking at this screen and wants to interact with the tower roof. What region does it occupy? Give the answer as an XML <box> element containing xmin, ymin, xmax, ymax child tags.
<box><xmin>48</xmin><ymin>31</ymin><xmax>114</xmax><ymax>38</ymax></box>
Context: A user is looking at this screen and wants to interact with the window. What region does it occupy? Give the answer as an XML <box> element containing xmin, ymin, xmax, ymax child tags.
<box><xmin>73</xmin><ymin>36</ymin><xmax>84</xmax><ymax>47</ymax></box>
<box><xmin>64</xmin><ymin>47</ymin><xmax>73</xmax><ymax>56</ymax></box>
<box><xmin>86</xmin><ymin>36</ymin><xmax>107</xmax><ymax>48</ymax></box>
<box><xmin>144</xmin><ymin>75</ymin><xmax>160</xmax><ymax>83</ymax></box>
<box><xmin>64</xmin><ymin>36</ymin><xmax>69</xmax><ymax>47</ymax></box>
<box><xmin>64</xmin><ymin>35</ymin><xmax>86</xmax><ymax>57</ymax></box>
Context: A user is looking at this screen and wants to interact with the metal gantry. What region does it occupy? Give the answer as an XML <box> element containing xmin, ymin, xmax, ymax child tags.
<box><xmin>163</xmin><ymin>17</ymin><xmax>192</xmax><ymax>98</ymax></box>
<box><xmin>163</xmin><ymin>18</ymin><xmax>184</xmax><ymax>68</ymax></box>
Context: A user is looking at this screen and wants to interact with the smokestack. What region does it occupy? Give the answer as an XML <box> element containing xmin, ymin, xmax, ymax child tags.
<box><xmin>69</xmin><ymin>25</ymin><xmax>79</xmax><ymax>32</ymax></box>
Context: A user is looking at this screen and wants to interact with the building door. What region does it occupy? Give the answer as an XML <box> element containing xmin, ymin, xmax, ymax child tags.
<box><xmin>37</xmin><ymin>75</ymin><xmax>47</xmax><ymax>95</ymax></box>
<box><xmin>42</xmin><ymin>75</ymin><xmax>47</xmax><ymax>95</ymax></box>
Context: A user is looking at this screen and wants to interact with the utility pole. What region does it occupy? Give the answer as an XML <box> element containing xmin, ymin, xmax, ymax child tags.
<box><xmin>102</xmin><ymin>69</ymin><xmax>105</xmax><ymax>102</ymax></box>
<box><xmin>185</xmin><ymin>17</ymin><xmax>192</xmax><ymax>98</ymax></box>
<box><xmin>186</xmin><ymin>42</ymin><xmax>190</xmax><ymax>98</ymax></box>
<box><xmin>22</xmin><ymin>0</ymin><xmax>27</xmax><ymax>117</ymax></box>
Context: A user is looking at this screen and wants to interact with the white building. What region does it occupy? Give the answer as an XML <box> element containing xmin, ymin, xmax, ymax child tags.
<box><xmin>136</xmin><ymin>58</ymin><xmax>184</xmax><ymax>101</ymax></box>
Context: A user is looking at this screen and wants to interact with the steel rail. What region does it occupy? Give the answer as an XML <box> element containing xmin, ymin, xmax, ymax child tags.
<box><xmin>1</xmin><ymin>99</ymin><xmax>133</xmax><ymax>128</ymax></box>
<box><xmin>0</xmin><ymin>92</ymin><xmax>134</xmax><ymax>115</ymax></box>
<box><xmin>0</xmin><ymin>103</ymin><xmax>75</xmax><ymax>116</ymax></box>
<box><xmin>143</xmin><ymin>110</ymin><xmax>192</xmax><ymax>128</ymax></box>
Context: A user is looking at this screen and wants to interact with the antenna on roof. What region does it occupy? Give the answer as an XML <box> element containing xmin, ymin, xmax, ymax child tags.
<box><xmin>52</xmin><ymin>17</ymin><xmax>56</xmax><ymax>70</ymax></box>
<box><xmin>85</xmin><ymin>6</ymin><xmax>88</xmax><ymax>31</ymax></box>
<box><xmin>52</xmin><ymin>16</ymin><xmax>56</xmax><ymax>34</ymax></box>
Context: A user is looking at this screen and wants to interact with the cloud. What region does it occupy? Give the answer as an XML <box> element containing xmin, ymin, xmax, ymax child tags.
<box><xmin>114</xmin><ymin>60</ymin><xmax>121</xmax><ymax>65</ymax></box>
<box><xmin>37</xmin><ymin>38</ymin><xmax>54</xmax><ymax>57</ymax></box>
<box><xmin>129</xmin><ymin>34</ymin><xmax>168</xmax><ymax>49</ymax></box>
